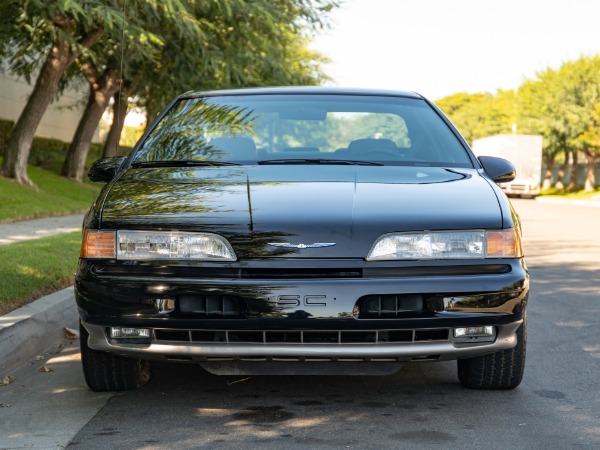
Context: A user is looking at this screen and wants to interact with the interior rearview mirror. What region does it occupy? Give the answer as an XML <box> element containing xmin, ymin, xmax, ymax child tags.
<box><xmin>279</xmin><ymin>107</ymin><xmax>327</xmax><ymax>121</ymax></box>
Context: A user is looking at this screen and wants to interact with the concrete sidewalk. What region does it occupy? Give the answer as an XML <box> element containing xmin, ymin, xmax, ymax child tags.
<box><xmin>0</xmin><ymin>214</ymin><xmax>83</xmax><ymax>246</ymax></box>
<box><xmin>0</xmin><ymin>337</ymin><xmax>113</xmax><ymax>450</ymax></box>
<box><xmin>1</xmin><ymin>214</ymin><xmax>83</xmax><ymax>375</ymax></box>
<box><xmin>0</xmin><ymin>287</ymin><xmax>78</xmax><ymax>375</ymax></box>
<box><xmin>0</xmin><ymin>215</ymin><xmax>100</xmax><ymax>449</ymax></box>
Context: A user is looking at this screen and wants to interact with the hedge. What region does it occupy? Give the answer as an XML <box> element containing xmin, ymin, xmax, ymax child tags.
<box><xmin>0</xmin><ymin>119</ymin><xmax>12</xmax><ymax>152</ymax></box>
<box><xmin>0</xmin><ymin>118</ymin><xmax>132</xmax><ymax>170</ymax></box>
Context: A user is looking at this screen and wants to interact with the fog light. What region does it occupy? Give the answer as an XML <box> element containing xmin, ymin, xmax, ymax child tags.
<box><xmin>453</xmin><ymin>326</ymin><xmax>495</xmax><ymax>343</ymax></box>
<box><xmin>110</xmin><ymin>327</ymin><xmax>151</xmax><ymax>339</ymax></box>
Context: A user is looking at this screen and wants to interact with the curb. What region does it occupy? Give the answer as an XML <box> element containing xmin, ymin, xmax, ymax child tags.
<box><xmin>536</xmin><ymin>196</ymin><xmax>600</xmax><ymax>208</ymax></box>
<box><xmin>0</xmin><ymin>287</ymin><xmax>78</xmax><ymax>375</ymax></box>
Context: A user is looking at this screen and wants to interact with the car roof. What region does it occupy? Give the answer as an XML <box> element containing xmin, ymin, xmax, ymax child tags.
<box><xmin>181</xmin><ymin>86</ymin><xmax>424</xmax><ymax>100</ymax></box>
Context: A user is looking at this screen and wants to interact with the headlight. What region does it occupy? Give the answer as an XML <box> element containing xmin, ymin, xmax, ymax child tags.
<box><xmin>81</xmin><ymin>230</ymin><xmax>237</xmax><ymax>261</ymax></box>
<box><xmin>366</xmin><ymin>229</ymin><xmax>523</xmax><ymax>261</ymax></box>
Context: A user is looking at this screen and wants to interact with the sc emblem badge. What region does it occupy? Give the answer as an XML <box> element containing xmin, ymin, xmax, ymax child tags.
<box><xmin>271</xmin><ymin>295</ymin><xmax>327</xmax><ymax>308</ymax></box>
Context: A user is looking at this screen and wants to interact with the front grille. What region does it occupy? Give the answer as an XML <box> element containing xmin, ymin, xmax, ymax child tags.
<box><xmin>93</xmin><ymin>266</ymin><xmax>363</xmax><ymax>278</ymax></box>
<box><xmin>153</xmin><ymin>328</ymin><xmax>450</xmax><ymax>344</ymax></box>
<box><xmin>241</xmin><ymin>268</ymin><xmax>362</xmax><ymax>278</ymax></box>
<box><xmin>356</xmin><ymin>294</ymin><xmax>425</xmax><ymax>318</ymax></box>
<box><xmin>93</xmin><ymin>264</ymin><xmax>510</xmax><ymax>278</ymax></box>
<box><xmin>362</xmin><ymin>265</ymin><xmax>511</xmax><ymax>277</ymax></box>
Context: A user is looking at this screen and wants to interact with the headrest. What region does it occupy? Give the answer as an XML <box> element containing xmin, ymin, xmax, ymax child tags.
<box><xmin>209</xmin><ymin>137</ymin><xmax>256</xmax><ymax>159</ymax></box>
<box><xmin>348</xmin><ymin>138</ymin><xmax>397</xmax><ymax>151</ymax></box>
<box><xmin>282</xmin><ymin>147</ymin><xmax>320</xmax><ymax>153</ymax></box>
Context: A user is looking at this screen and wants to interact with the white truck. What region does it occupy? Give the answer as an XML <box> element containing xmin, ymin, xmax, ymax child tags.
<box><xmin>472</xmin><ymin>134</ymin><xmax>543</xmax><ymax>198</ymax></box>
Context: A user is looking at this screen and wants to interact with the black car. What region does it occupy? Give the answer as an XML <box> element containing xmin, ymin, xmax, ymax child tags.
<box><xmin>76</xmin><ymin>87</ymin><xmax>528</xmax><ymax>392</ymax></box>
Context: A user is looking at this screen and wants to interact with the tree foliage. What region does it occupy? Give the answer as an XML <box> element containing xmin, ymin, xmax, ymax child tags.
<box><xmin>142</xmin><ymin>0</ymin><xmax>336</xmax><ymax>121</ymax></box>
<box><xmin>437</xmin><ymin>55</ymin><xmax>600</xmax><ymax>191</ymax></box>
<box><xmin>1</xmin><ymin>0</ymin><xmax>338</xmax><ymax>183</ymax></box>
<box><xmin>60</xmin><ymin>0</ymin><xmax>211</xmax><ymax>180</ymax></box>
<box><xmin>519</xmin><ymin>56</ymin><xmax>600</xmax><ymax>191</ymax></box>
<box><xmin>0</xmin><ymin>0</ymin><xmax>206</xmax><ymax>185</ymax></box>
<box><xmin>435</xmin><ymin>91</ymin><xmax>516</xmax><ymax>145</ymax></box>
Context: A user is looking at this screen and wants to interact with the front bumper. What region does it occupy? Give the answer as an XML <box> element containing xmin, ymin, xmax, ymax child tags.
<box><xmin>82</xmin><ymin>320</ymin><xmax>522</xmax><ymax>363</ymax></box>
<box><xmin>76</xmin><ymin>258</ymin><xmax>529</xmax><ymax>362</ymax></box>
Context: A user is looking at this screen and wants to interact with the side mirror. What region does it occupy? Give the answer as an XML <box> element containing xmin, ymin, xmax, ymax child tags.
<box><xmin>478</xmin><ymin>156</ymin><xmax>516</xmax><ymax>183</ymax></box>
<box><xmin>88</xmin><ymin>156</ymin><xmax>127</xmax><ymax>182</ymax></box>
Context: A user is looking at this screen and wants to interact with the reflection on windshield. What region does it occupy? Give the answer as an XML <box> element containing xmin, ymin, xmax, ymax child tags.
<box><xmin>132</xmin><ymin>95</ymin><xmax>473</xmax><ymax>168</ymax></box>
<box><xmin>137</xmin><ymin>101</ymin><xmax>259</xmax><ymax>162</ymax></box>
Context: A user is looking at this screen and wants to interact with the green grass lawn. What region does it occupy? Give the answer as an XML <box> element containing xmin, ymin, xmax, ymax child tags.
<box><xmin>0</xmin><ymin>165</ymin><xmax>101</xmax><ymax>222</ymax></box>
<box><xmin>0</xmin><ymin>232</ymin><xmax>81</xmax><ymax>315</ymax></box>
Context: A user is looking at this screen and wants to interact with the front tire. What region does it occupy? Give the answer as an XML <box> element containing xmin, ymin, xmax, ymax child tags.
<box><xmin>457</xmin><ymin>320</ymin><xmax>526</xmax><ymax>390</ymax></box>
<box><xmin>80</xmin><ymin>322</ymin><xmax>150</xmax><ymax>392</ymax></box>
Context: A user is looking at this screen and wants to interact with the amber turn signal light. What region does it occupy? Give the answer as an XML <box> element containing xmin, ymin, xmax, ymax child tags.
<box><xmin>486</xmin><ymin>229</ymin><xmax>523</xmax><ymax>258</ymax></box>
<box><xmin>81</xmin><ymin>230</ymin><xmax>116</xmax><ymax>259</ymax></box>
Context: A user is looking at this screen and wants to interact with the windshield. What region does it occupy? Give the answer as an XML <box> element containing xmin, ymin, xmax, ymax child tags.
<box><xmin>133</xmin><ymin>94</ymin><xmax>473</xmax><ymax>167</ymax></box>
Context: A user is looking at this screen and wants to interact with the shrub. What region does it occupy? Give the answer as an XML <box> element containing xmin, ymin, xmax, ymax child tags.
<box><xmin>89</xmin><ymin>143</ymin><xmax>103</xmax><ymax>161</ymax></box>
<box><xmin>0</xmin><ymin>119</ymin><xmax>68</xmax><ymax>169</ymax></box>
<box><xmin>29</xmin><ymin>137</ymin><xmax>69</xmax><ymax>169</ymax></box>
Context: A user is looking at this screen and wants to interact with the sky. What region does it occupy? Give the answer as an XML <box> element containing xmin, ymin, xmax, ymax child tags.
<box><xmin>310</xmin><ymin>0</ymin><xmax>600</xmax><ymax>100</ymax></box>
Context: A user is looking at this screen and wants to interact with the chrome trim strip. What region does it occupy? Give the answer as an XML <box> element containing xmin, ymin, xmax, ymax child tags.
<box><xmin>267</xmin><ymin>242</ymin><xmax>336</xmax><ymax>249</ymax></box>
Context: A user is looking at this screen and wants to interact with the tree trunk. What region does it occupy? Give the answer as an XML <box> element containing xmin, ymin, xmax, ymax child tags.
<box><xmin>567</xmin><ymin>151</ymin><xmax>579</xmax><ymax>191</ymax></box>
<box><xmin>102</xmin><ymin>91</ymin><xmax>128</xmax><ymax>158</ymax></box>
<box><xmin>145</xmin><ymin>106</ymin><xmax>161</xmax><ymax>130</ymax></box>
<box><xmin>583</xmin><ymin>150</ymin><xmax>596</xmax><ymax>192</ymax></box>
<box><xmin>542</xmin><ymin>153</ymin><xmax>555</xmax><ymax>191</ymax></box>
<box><xmin>1</xmin><ymin>28</ymin><xmax>103</xmax><ymax>186</ymax></box>
<box><xmin>554</xmin><ymin>151</ymin><xmax>570</xmax><ymax>190</ymax></box>
<box><xmin>62</xmin><ymin>72</ymin><xmax>120</xmax><ymax>181</ymax></box>
<box><xmin>144</xmin><ymin>84</ymin><xmax>163</xmax><ymax>131</ymax></box>
<box><xmin>1</xmin><ymin>39</ymin><xmax>73</xmax><ymax>187</ymax></box>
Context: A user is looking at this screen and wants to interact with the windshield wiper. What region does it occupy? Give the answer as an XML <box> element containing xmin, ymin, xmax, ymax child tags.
<box><xmin>257</xmin><ymin>158</ymin><xmax>383</xmax><ymax>166</ymax></box>
<box><xmin>131</xmin><ymin>160</ymin><xmax>242</xmax><ymax>168</ymax></box>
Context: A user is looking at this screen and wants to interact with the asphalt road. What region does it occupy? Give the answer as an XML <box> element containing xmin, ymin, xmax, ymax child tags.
<box><xmin>3</xmin><ymin>199</ymin><xmax>600</xmax><ymax>449</ymax></box>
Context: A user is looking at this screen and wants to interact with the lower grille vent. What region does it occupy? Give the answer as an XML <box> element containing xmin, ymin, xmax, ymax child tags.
<box><xmin>179</xmin><ymin>295</ymin><xmax>244</xmax><ymax>317</ymax></box>
<box><xmin>153</xmin><ymin>328</ymin><xmax>450</xmax><ymax>344</ymax></box>
<box><xmin>357</xmin><ymin>294</ymin><xmax>425</xmax><ymax>318</ymax></box>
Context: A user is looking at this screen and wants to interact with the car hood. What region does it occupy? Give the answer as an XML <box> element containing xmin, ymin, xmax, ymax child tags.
<box><xmin>100</xmin><ymin>165</ymin><xmax>504</xmax><ymax>258</ymax></box>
